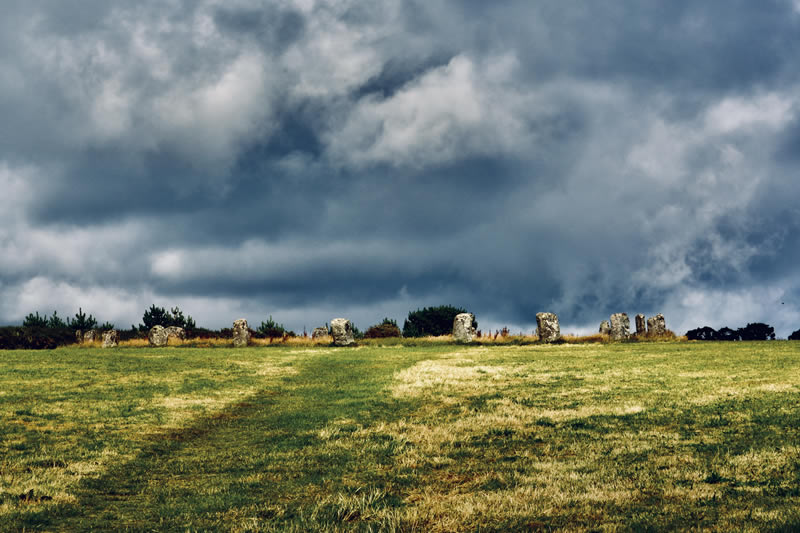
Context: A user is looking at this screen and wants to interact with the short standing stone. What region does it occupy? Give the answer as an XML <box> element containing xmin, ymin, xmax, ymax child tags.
<box><xmin>647</xmin><ymin>314</ymin><xmax>666</xmax><ymax>336</ymax></box>
<box><xmin>452</xmin><ymin>313</ymin><xmax>476</xmax><ymax>343</ymax></box>
<box><xmin>165</xmin><ymin>326</ymin><xmax>186</xmax><ymax>341</ymax></box>
<box><xmin>233</xmin><ymin>319</ymin><xmax>250</xmax><ymax>347</ymax></box>
<box><xmin>609</xmin><ymin>313</ymin><xmax>630</xmax><ymax>341</ymax></box>
<box><xmin>536</xmin><ymin>312</ymin><xmax>561</xmax><ymax>343</ymax></box>
<box><xmin>83</xmin><ymin>329</ymin><xmax>99</xmax><ymax>343</ymax></box>
<box><xmin>75</xmin><ymin>330</ymin><xmax>83</xmax><ymax>344</ymax></box>
<box><xmin>148</xmin><ymin>325</ymin><xmax>169</xmax><ymax>347</ymax></box>
<box><xmin>599</xmin><ymin>321</ymin><xmax>611</xmax><ymax>335</ymax></box>
<box><xmin>102</xmin><ymin>330</ymin><xmax>118</xmax><ymax>348</ymax></box>
<box><xmin>330</xmin><ymin>318</ymin><xmax>355</xmax><ymax>346</ymax></box>
<box><xmin>635</xmin><ymin>314</ymin><xmax>646</xmax><ymax>336</ymax></box>
<box><xmin>311</xmin><ymin>327</ymin><xmax>329</xmax><ymax>340</ymax></box>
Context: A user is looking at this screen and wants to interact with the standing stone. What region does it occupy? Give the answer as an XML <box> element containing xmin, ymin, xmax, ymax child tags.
<box><xmin>330</xmin><ymin>318</ymin><xmax>355</xmax><ymax>346</ymax></box>
<box><xmin>647</xmin><ymin>314</ymin><xmax>667</xmax><ymax>336</ymax></box>
<box><xmin>165</xmin><ymin>326</ymin><xmax>186</xmax><ymax>341</ymax></box>
<box><xmin>102</xmin><ymin>330</ymin><xmax>119</xmax><ymax>348</ymax></box>
<box><xmin>536</xmin><ymin>312</ymin><xmax>561</xmax><ymax>343</ymax></box>
<box><xmin>148</xmin><ymin>325</ymin><xmax>169</xmax><ymax>347</ymax></box>
<box><xmin>452</xmin><ymin>313</ymin><xmax>476</xmax><ymax>343</ymax></box>
<box><xmin>233</xmin><ymin>319</ymin><xmax>250</xmax><ymax>347</ymax></box>
<box><xmin>83</xmin><ymin>329</ymin><xmax>99</xmax><ymax>343</ymax></box>
<box><xmin>599</xmin><ymin>321</ymin><xmax>611</xmax><ymax>335</ymax></box>
<box><xmin>635</xmin><ymin>314</ymin><xmax>646</xmax><ymax>336</ymax></box>
<box><xmin>311</xmin><ymin>327</ymin><xmax>329</xmax><ymax>340</ymax></box>
<box><xmin>75</xmin><ymin>330</ymin><xmax>83</xmax><ymax>344</ymax></box>
<box><xmin>609</xmin><ymin>313</ymin><xmax>630</xmax><ymax>341</ymax></box>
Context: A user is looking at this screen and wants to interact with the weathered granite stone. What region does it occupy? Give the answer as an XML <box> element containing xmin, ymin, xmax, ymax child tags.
<box><xmin>635</xmin><ymin>314</ymin><xmax>646</xmax><ymax>336</ymax></box>
<box><xmin>102</xmin><ymin>330</ymin><xmax>118</xmax><ymax>348</ymax></box>
<box><xmin>599</xmin><ymin>321</ymin><xmax>611</xmax><ymax>335</ymax></box>
<box><xmin>233</xmin><ymin>319</ymin><xmax>250</xmax><ymax>347</ymax></box>
<box><xmin>165</xmin><ymin>326</ymin><xmax>186</xmax><ymax>341</ymax></box>
<box><xmin>311</xmin><ymin>327</ymin><xmax>329</xmax><ymax>340</ymax></box>
<box><xmin>83</xmin><ymin>329</ymin><xmax>100</xmax><ymax>343</ymax></box>
<box><xmin>149</xmin><ymin>325</ymin><xmax>169</xmax><ymax>347</ymax></box>
<box><xmin>330</xmin><ymin>318</ymin><xmax>355</xmax><ymax>346</ymax></box>
<box><xmin>609</xmin><ymin>313</ymin><xmax>630</xmax><ymax>341</ymax></box>
<box><xmin>536</xmin><ymin>312</ymin><xmax>561</xmax><ymax>343</ymax></box>
<box><xmin>452</xmin><ymin>313</ymin><xmax>476</xmax><ymax>343</ymax></box>
<box><xmin>647</xmin><ymin>314</ymin><xmax>666</xmax><ymax>336</ymax></box>
<box><xmin>75</xmin><ymin>330</ymin><xmax>83</xmax><ymax>344</ymax></box>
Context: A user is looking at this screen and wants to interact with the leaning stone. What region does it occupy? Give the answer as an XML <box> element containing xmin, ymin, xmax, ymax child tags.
<box><xmin>311</xmin><ymin>327</ymin><xmax>329</xmax><ymax>340</ymax></box>
<box><xmin>165</xmin><ymin>326</ymin><xmax>186</xmax><ymax>341</ymax></box>
<box><xmin>452</xmin><ymin>313</ymin><xmax>476</xmax><ymax>343</ymax></box>
<box><xmin>233</xmin><ymin>319</ymin><xmax>250</xmax><ymax>347</ymax></box>
<box><xmin>102</xmin><ymin>330</ymin><xmax>118</xmax><ymax>348</ymax></box>
<box><xmin>536</xmin><ymin>312</ymin><xmax>561</xmax><ymax>343</ymax></box>
<box><xmin>647</xmin><ymin>314</ymin><xmax>666</xmax><ymax>336</ymax></box>
<box><xmin>148</xmin><ymin>325</ymin><xmax>169</xmax><ymax>347</ymax></box>
<box><xmin>609</xmin><ymin>313</ymin><xmax>630</xmax><ymax>341</ymax></box>
<box><xmin>599</xmin><ymin>321</ymin><xmax>611</xmax><ymax>335</ymax></box>
<box><xmin>330</xmin><ymin>318</ymin><xmax>355</xmax><ymax>346</ymax></box>
<box><xmin>635</xmin><ymin>314</ymin><xmax>646</xmax><ymax>336</ymax></box>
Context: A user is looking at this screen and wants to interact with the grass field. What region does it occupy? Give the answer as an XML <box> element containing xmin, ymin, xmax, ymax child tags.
<box><xmin>1</xmin><ymin>341</ymin><xmax>799</xmax><ymax>531</ymax></box>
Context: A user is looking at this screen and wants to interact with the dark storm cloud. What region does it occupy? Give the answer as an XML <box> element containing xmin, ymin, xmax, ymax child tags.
<box><xmin>2</xmin><ymin>1</ymin><xmax>800</xmax><ymax>336</ymax></box>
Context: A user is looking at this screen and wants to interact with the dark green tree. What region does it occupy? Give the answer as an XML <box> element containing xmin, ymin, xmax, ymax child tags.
<box><xmin>364</xmin><ymin>318</ymin><xmax>402</xmax><ymax>338</ymax></box>
<box><xmin>22</xmin><ymin>312</ymin><xmax>49</xmax><ymax>328</ymax></box>
<box><xmin>258</xmin><ymin>316</ymin><xmax>287</xmax><ymax>338</ymax></box>
<box><xmin>402</xmin><ymin>306</ymin><xmax>477</xmax><ymax>337</ymax></box>
<box><xmin>68</xmin><ymin>308</ymin><xmax>97</xmax><ymax>331</ymax></box>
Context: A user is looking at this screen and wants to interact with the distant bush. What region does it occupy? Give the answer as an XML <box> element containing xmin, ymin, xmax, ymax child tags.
<box><xmin>686</xmin><ymin>322</ymin><xmax>776</xmax><ymax>341</ymax></box>
<box><xmin>0</xmin><ymin>326</ymin><xmax>77</xmax><ymax>350</ymax></box>
<box><xmin>789</xmin><ymin>329</ymin><xmax>800</xmax><ymax>341</ymax></box>
<box><xmin>364</xmin><ymin>318</ymin><xmax>402</xmax><ymax>338</ymax></box>
<box><xmin>402</xmin><ymin>305</ymin><xmax>477</xmax><ymax>337</ymax></box>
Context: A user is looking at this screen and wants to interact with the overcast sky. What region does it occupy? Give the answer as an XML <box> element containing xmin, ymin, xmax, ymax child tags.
<box><xmin>2</xmin><ymin>1</ymin><xmax>800</xmax><ymax>337</ymax></box>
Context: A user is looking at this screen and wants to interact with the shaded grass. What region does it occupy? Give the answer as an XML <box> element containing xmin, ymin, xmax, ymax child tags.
<box><xmin>1</xmin><ymin>342</ymin><xmax>798</xmax><ymax>531</ymax></box>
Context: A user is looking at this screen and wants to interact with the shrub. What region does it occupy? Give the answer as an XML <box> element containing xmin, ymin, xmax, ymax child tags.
<box><xmin>737</xmin><ymin>322</ymin><xmax>775</xmax><ymax>341</ymax></box>
<box><xmin>0</xmin><ymin>326</ymin><xmax>77</xmax><ymax>350</ymax></box>
<box><xmin>402</xmin><ymin>305</ymin><xmax>477</xmax><ymax>337</ymax></box>
<box><xmin>789</xmin><ymin>329</ymin><xmax>800</xmax><ymax>341</ymax></box>
<box><xmin>686</xmin><ymin>326</ymin><xmax>717</xmax><ymax>341</ymax></box>
<box><xmin>364</xmin><ymin>318</ymin><xmax>402</xmax><ymax>338</ymax></box>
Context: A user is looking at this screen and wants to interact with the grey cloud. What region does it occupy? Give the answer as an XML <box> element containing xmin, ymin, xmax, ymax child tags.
<box><xmin>2</xmin><ymin>2</ymin><xmax>800</xmax><ymax>337</ymax></box>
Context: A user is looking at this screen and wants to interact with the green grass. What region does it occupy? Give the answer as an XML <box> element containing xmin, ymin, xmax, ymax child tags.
<box><xmin>1</xmin><ymin>342</ymin><xmax>799</xmax><ymax>531</ymax></box>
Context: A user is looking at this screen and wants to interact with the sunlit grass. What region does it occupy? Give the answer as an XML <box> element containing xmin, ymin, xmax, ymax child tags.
<box><xmin>1</xmin><ymin>342</ymin><xmax>798</xmax><ymax>531</ymax></box>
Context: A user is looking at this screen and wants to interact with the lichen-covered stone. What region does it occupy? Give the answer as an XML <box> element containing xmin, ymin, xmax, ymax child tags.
<box><xmin>102</xmin><ymin>330</ymin><xmax>118</xmax><ymax>348</ymax></box>
<box><xmin>536</xmin><ymin>312</ymin><xmax>561</xmax><ymax>343</ymax></box>
<box><xmin>165</xmin><ymin>326</ymin><xmax>186</xmax><ymax>341</ymax></box>
<box><xmin>311</xmin><ymin>327</ymin><xmax>329</xmax><ymax>340</ymax></box>
<box><xmin>330</xmin><ymin>318</ymin><xmax>355</xmax><ymax>346</ymax></box>
<box><xmin>149</xmin><ymin>325</ymin><xmax>169</xmax><ymax>347</ymax></box>
<box><xmin>233</xmin><ymin>319</ymin><xmax>250</xmax><ymax>347</ymax></box>
<box><xmin>609</xmin><ymin>313</ymin><xmax>630</xmax><ymax>341</ymax></box>
<box><xmin>635</xmin><ymin>314</ymin><xmax>646</xmax><ymax>336</ymax></box>
<box><xmin>647</xmin><ymin>314</ymin><xmax>666</xmax><ymax>336</ymax></box>
<box><xmin>83</xmin><ymin>329</ymin><xmax>100</xmax><ymax>343</ymax></box>
<box><xmin>452</xmin><ymin>313</ymin><xmax>476</xmax><ymax>343</ymax></box>
<box><xmin>599</xmin><ymin>321</ymin><xmax>611</xmax><ymax>335</ymax></box>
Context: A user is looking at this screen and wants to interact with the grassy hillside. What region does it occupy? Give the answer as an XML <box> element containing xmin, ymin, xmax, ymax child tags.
<box><xmin>1</xmin><ymin>342</ymin><xmax>799</xmax><ymax>531</ymax></box>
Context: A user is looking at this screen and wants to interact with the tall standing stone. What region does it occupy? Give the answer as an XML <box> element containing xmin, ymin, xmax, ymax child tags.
<box><xmin>452</xmin><ymin>313</ymin><xmax>476</xmax><ymax>343</ymax></box>
<box><xmin>102</xmin><ymin>330</ymin><xmax>118</xmax><ymax>348</ymax></box>
<box><xmin>609</xmin><ymin>313</ymin><xmax>630</xmax><ymax>341</ymax></box>
<box><xmin>311</xmin><ymin>327</ymin><xmax>329</xmax><ymax>340</ymax></box>
<box><xmin>536</xmin><ymin>312</ymin><xmax>561</xmax><ymax>343</ymax></box>
<box><xmin>635</xmin><ymin>314</ymin><xmax>646</xmax><ymax>336</ymax></box>
<box><xmin>599</xmin><ymin>321</ymin><xmax>611</xmax><ymax>335</ymax></box>
<box><xmin>647</xmin><ymin>314</ymin><xmax>667</xmax><ymax>336</ymax></box>
<box><xmin>330</xmin><ymin>318</ymin><xmax>355</xmax><ymax>346</ymax></box>
<box><xmin>233</xmin><ymin>319</ymin><xmax>250</xmax><ymax>347</ymax></box>
<box><xmin>148</xmin><ymin>325</ymin><xmax>169</xmax><ymax>347</ymax></box>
